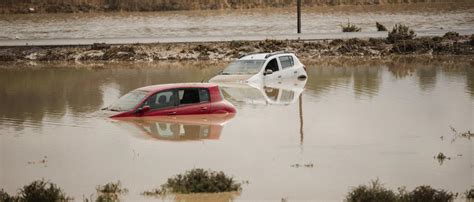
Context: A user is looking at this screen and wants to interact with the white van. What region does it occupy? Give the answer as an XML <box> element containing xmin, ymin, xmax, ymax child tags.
<box><xmin>209</xmin><ymin>52</ymin><xmax>307</xmax><ymax>83</ymax></box>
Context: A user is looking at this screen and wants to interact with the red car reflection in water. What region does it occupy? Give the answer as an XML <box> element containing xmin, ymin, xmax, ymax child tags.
<box><xmin>104</xmin><ymin>83</ymin><xmax>236</xmax><ymax>118</ymax></box>
<box><xmin>114</xmin><ymin>113</ymin><xmax>235</xmax><ymax>141</ymax></box>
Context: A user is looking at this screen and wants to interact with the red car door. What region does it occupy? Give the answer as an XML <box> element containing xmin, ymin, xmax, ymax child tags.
<box><xmin>176</xmin><ymin>88</ymin><xmax>211</xmax><ymax>115</ymax></box>
<box><xmin>141</xmin><ymin>89</ymin><xmax>178</xmax><ymax>116</ymax></box>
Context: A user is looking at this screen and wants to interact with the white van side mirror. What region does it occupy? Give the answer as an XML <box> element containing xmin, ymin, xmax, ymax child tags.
<box><xmin>264</xmin><ymin>69</ymin><xmax>273</xmax><ymax>76</ymax></box>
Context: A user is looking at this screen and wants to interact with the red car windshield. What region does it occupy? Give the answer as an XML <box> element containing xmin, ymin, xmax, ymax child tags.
<box><xmin>108</xmin><ymin>90</ymin><xmax>149</xmax><ymax>112</ymax></box>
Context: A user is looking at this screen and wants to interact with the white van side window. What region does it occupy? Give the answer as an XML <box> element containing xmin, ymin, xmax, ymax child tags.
<box><xmin>279</xmin><ymin>56</ymin><xmax>294</xmax><ymax>69</ymax></box>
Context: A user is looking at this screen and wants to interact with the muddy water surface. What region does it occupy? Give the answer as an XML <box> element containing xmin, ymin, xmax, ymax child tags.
<box><xmin>1</xmin><ymin>3</ymin><xmax>474</xmax><ymax>40</ymax></box>
<box><xmin>0</xmin><ymin>57</ymin><xmax>473</xmax><ymax>201</ymax></box>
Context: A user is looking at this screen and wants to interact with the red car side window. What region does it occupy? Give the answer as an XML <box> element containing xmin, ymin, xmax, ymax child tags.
<box><xmin>178</xmin><ymin>88</ymin><xmax>210</xmax><ymax>105</ymax></box>
<box><xmin>143</xmin><ymin>90</ymin><xmax>176</xmax><ymax>110</ymax></box>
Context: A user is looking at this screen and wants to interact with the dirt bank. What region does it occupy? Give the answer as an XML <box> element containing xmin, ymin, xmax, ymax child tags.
<box><xmin>0</xmin><ymin>0</ymin><xmax>469</xmax><ymax>14</ymax></box>
<box><xmin>0</xmin><ymin>34</ymin><xmax>472</xmax><ymax>63</ymax></box>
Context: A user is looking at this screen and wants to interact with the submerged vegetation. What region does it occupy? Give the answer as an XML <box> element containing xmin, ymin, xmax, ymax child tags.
<box><xmin>465</xmin><ymin>189</ymin><xmax>474</xmax><ymax>200</ymax></box>
<box><xmin>346</xmin><ymin>179</ymin><xmax>456</xmax><ymax>202</ymax></box>
<box><xmin>94</xmin><ymin>181</ymin><xmax>128</xmax><ymax>202</ymax></box>
<box><xmin>0</xmin><ymin>178</ymin><xmax>471</xmax><ymax>201</ymax></box>
<box><xmin>0</xmin><ymin>180</ymin><xmax>72</xmax><ymax>202</ymax></box>
<box><xmin>18</xmin><ymin>180</ymin><xmax>72</xmax><ymax>202</ymax></box>
<box><xmin>143</xmin><ymin>168</ymin><xmax>242</xmax><ymax>196</ymax></box>
<box><xmin>0</xmin><ymin>189</ymin><xmax>16</xmax><ymax>202</ymax></box>
<box><xmin>346</xmin><ymin>179</ymin><xmax>398</xmax><ymax>202</ymax></box>
<box><xmin>341</xmin><ymin>20</ymin><xmax>362</xmax><ymax>32</ymax></box>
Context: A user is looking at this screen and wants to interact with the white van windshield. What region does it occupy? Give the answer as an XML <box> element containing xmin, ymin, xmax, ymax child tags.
<box><xmin>222</xmin><ymin>60</ymin><xmax>265</xmax><ymax>75</ymax></box>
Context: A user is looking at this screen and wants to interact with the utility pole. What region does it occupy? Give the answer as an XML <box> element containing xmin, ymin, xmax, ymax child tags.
<box><xmin>299</xmin><ymin>93</ymin><xmax>304</xmax><ymax>146</ymax></box>
<box><xmin>297</xmin><ymin>0</ymin><xmax>302</xmax><ymax>33</ymax></box>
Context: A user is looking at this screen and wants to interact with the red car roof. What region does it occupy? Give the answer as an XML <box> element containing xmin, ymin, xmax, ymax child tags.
<box><xmin>136</xmin><ymin>83</ymin><xmax>217</xmax><ymax>93</ymax></box>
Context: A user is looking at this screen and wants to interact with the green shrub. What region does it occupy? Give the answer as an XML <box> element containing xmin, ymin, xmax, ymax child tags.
<box><xmin>0</xmin><ymin>189</ymin><xmax>17</xmax><ymax>202</ymax></box>
<box><xmin>341</xmin><ymin>20</ymin><xmax>361</xmax><ymax>32</ymax></box>
<box><xmin>346</xmin><ymin>180</ymin><xmax>457</xmax><ymax>202</ymax></box>
<box><xmin>18</xmin><ymin>180</ymin><xmax>72</xmax><ymax>202</ymax></box>
<box><xmin>161</xmin><ymin>168</ymin><xmax>242</xmax><ymax>194</ymax></box>
<box><xmin>345</xmin><ymin>179</ymin><xmax>398</xmax><ymax>202</ymax></box>
<box><xmin>387</xmin><ymin>24</ymin><xmax>416</xmax><ymax>43</ymax></box>
<box><xmin>376</xmin><ymin>22</ymin><xmax>388</xmax><ymax>31</ymax></box>
<box><xmin>399</xmin><ymin>185</ymin><xmax>455</xmax><ymax>202</ymax></box>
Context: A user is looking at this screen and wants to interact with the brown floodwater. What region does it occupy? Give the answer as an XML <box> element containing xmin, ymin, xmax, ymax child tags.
<box><xmin>0</xmin><ymin>57</ymin><xmax>473</xmax><ymax>201</ymax></box>
<box><xmin>1</xmin><ymin>3</ymin><xmax>473</xmax><ymax>40</ymax></box>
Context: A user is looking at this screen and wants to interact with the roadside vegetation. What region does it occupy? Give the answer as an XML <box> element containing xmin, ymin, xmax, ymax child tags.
<box><xmin>387</xmin><ymin>24</ymin><xmax>416</xmax><ymax>43</ymax></box>
<box><xmin>376</xmin><ymin>22</ymin><xmax>388</xmax><ymax>31</ymax></box>
<box><xmin>346</xmin><ymin>179</ymin><xmax>457</xmax><ymax>202</ymax></box>
<box><xmin>341</xmin><ymin>20</ymin><xmax>361</xmax><ymax>32</ymax></box>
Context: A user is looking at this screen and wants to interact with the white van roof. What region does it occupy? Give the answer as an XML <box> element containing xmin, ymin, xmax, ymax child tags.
<box><xmin>239</xmin><ymin>52</ymin><xmax>294</xmax><ymax>60</ymax></box>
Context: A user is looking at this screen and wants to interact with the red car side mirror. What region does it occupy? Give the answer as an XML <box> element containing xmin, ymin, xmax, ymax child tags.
<box><xmin>136</xmin><ymin>106</ymin><xmax>151</xmax><ymax>114</ymax></box>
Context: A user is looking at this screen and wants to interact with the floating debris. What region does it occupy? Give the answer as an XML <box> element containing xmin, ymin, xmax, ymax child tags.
<box><xmin>27</xmin><ymin>156</ymin><xmax>48</xmax><ymax>167</ymax></box>
<box><xmin>142</xmin><ymin>188</ymin><xmax>165</xmax><ymax>197</ymax></box>
<box><xmin>435</xmin><ymin>152</ymin><xmax>451</xmax><ymax>165</ymax></box>
<box><xmin>291</xmin><ymin>163</ymin><xmax>315</xmax><ymax>168</ymax></box>
<box><xmin>449</xmin><ymin>126</ymin><xmax>473</xmax><ymax>142</ymax></box>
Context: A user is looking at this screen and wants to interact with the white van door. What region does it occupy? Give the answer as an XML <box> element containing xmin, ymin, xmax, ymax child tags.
<box><xmin>263</xmin><ymin>58</ymin><xmax>283</xmax><ymax>81</ymax></box>
<box><xmin>278</xmin><ymin>55</ymin><xmax>297</xmax><ymax>79</ymax></box>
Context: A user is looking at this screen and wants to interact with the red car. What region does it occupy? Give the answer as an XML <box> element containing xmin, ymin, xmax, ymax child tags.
<box><xmin>104</xmin><ymin>83</ymin><xmax>236</xmax><ymax>118</ymax></box>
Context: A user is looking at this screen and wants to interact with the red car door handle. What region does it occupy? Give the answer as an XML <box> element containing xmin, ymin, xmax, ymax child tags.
<box><xmin>167</xmin><ymin>112</ymin><xmax>176</xmax><ymax>115</ymax></box>
<box><xmin>200</xmin><ymin>107</ymin><xmax>208</xmax><ymax>110</ymax></box>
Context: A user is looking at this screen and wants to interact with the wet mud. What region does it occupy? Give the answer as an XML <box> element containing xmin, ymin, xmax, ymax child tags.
<box><xmin>1</xmin><ymin>34</ymin><xmax>473</xmax><ymax>63</ymax></box>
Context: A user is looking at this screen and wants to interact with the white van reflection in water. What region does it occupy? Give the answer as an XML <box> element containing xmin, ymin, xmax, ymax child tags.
<box><xmin>218</xmin><ymin>77</ymin><xmax>307</xmax><ymax>105</ymax></box>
